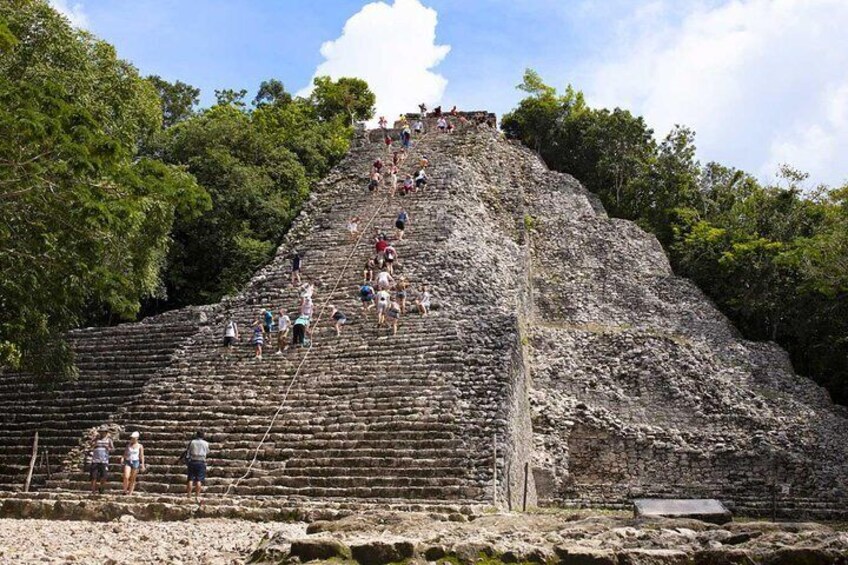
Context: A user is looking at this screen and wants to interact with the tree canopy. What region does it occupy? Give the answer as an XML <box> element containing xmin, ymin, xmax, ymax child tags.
<box><xmin>0</xmin><ymin>1</ymin><xmax>376</xmax><ymax>378</ymax></box>
<box><xmin>503</xmin><ymin>69</ymin><xmax>848</xmax><ymax>405</ymax></box>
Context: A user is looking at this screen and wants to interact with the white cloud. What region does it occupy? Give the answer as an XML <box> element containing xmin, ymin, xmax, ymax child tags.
<box><xmin>299</xmin><ymin>0</ymin><xmax>450</xmax><ymax>124</ymax></box>
<box><xmin>49</xmin><ymin>0</ymin><xmax>89</xmax><ymax>29</ymax></box>
<box><xmin>582</xmin><ymin>0</ymin><xmax>848</xmax><ymax>186</ymax></box>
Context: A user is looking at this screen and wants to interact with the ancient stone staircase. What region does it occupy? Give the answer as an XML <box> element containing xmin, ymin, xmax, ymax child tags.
<box><xmin>2</xmin><ymin>112</ymin><xmax>847</xmax><ymax>520</ymax></box>
<box><xmin>1</xmin><ymin>118</ymin><xmax>535</xmax><ymax>509</ymax></box>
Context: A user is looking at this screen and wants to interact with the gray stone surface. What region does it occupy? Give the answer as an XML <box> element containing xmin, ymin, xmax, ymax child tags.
<box><xmin>633</xmin><ymin>499</ymin><xmax>731</xmax><ymax>524</ymax></box>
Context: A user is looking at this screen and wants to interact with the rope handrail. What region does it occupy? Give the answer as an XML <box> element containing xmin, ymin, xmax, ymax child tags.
<box><xmin>222</xmin><ymin>141</ymin><xmax>422</xmax><ymax>496</ymax></box>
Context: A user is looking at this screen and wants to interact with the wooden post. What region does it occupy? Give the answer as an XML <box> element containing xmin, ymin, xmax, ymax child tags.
<box><xmin>24</xmin><ymin>431</ymin><xmax>39</xmax><ymax>493</ymax></box>
<box><xmin>522</xmin><ymin>461</ymin><xmax>530</xmax><ymax>512</ymax></box>
<box><xmin>506</xmin><ymin>461</ymin><xmax>513</xmax><ymax>512</ymax></box>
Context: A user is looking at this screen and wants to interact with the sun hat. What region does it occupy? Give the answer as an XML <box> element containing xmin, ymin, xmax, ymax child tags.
<box><xmin>130</xmin><ymin>431</ymin><xmax>140</xmax><ymax>439</ymax></box>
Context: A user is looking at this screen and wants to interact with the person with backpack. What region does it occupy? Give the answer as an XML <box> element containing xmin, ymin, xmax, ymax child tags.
<box><xmin>121</xmin><ymin>431</ymin><xmax>145</xmax><ymax>496</ymax></box>
<box><xmin>184</xmin><ymin>431</ymin><xmax>209</xmax><ymax>502</ymax></box>
<box><xmin>275</xmin><ymin>309</ymin><xmax>291</xmax><ymax>354</ymax></box>
<box><xmin>359</xmin><ymin>282</ymin><xmax>375</xmax><ymax>315</ymax></box>
<box><xmin>89</xmin><ymin>426</ymin><xmax>114</xmax><ymax>494</ymax></box>
<box><xmin>251</xmin><ymin>321</ymin><xmax>264</xmax><ymax>360</ymax></box>
<box><xmin>292</xmin><ymin>314</ymin><xmax>310</xmax><ymax>347</ymax></box>
<box><xmin>384</xmin><ymin>244</ymin><xmax>398</xmax><ymax>275</ymax></box>
<box><xmin>291</xmin><ymin>252</ymin><xmax>302</xmax><ymax>286</ymax></box>
<box><xmin>222</xmin><ymin>317</ymin><xmax>239</xmax><ymax>351</ymax></box>
<box><xmin>329</xmin><ymin>305</ymin><xmax>347</xmax><ymax>336</ymax></box>
<box><xmin>395</xmin><ymin>209</ymin><xmax>409</xmax><ymax>240</ymax></box>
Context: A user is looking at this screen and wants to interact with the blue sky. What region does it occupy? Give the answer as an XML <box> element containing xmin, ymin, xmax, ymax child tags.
<box><xmin>52</xmin><ymin>0</ymin><xmax>848</xmax><ymax>186</ymax></box>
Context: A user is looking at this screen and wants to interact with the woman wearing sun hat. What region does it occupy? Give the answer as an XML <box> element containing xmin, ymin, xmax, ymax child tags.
<box><xmin>121</xmin><ymin>431</ymin><xmax>145</xmax><ymax>495</ymax></box>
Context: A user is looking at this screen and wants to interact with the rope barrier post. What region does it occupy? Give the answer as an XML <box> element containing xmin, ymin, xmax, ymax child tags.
<box><xmin>522</xmin><ymin>461</ymin><xmax>530</xmax><ymax>512</ymax></box>
<box><xmin>24</xmin><ymin>431</ymin><xmax>38</xmax><ymax>493</ymax></box>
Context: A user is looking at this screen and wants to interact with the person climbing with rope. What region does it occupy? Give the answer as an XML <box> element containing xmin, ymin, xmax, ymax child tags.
<box><xmin>359</xmin><ymin>281</ymin><xmax>375</xmax><ymax>315</ymax></box>
<box><xmin>329</xmin><ymin>305</ymin><xmax>347</xmax><ymax>336</ymax></box>
<box><xmin>376</xmin><ymin>286</ymin><xmax>391</xmax><ymax>326</ymax></box>
<box><xmin>387</xmin><ymin>299</ymin><xmax>402</xmax><ymax>335</ymax></box>
<box><xmin>395</xmin><ymin>208</ymin><xmax>409</xmax><ymax>240</ymax></box>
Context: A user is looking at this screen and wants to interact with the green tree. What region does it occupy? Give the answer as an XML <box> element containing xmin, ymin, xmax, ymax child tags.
<box><xmin>0</xmin><ymin>1</ymin><xmax>208</xmax><ymax>375</ymax></box>
<box><xmin>146</xmin><ymin>75</ymin><xmax>200</xmax><ymax>127</ymax></box>
<box><xmin>253</xmin><ymin>78</ymin><xmax>291</xmax><ymax>107</ymax></box>
<box><xmin>310</xmin><ymin>76</ymin><xmax>376</xmax><ymax>125</ymax></box>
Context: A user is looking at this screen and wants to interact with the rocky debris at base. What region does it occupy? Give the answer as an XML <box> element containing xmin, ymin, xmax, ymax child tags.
<box><xmin>247</xmin><ymin>511</ymin><xmax>848</xmax><ymax>565</ymax></box>
<box><xmin>0</xmin><ymin>517</ymin><xmax>305</xmax><ymax>564</ymax></box>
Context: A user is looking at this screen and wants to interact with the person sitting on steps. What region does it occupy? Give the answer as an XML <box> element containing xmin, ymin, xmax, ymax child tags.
<box><xmin>437</xmin><ymin>116</ymin><xmax>447</xmax><ymax>132</ymax></box>
<box><xmin>414</xmin><ymin>118</ymin><xmax>424</xmax><ymax>134</ymax></box>
<box><xmin>363</xmin><ymin>257</ymin><xmax>376</xmax><ymax>282</ymax></box>
<box><xmin>121</xmin><ymin>431</ymin><xmax>145</xmax><ymax>495</ymax></box>
<box><xmin>401</xmin><ymin>175</ymin><xmax>414</xmax><ymax>195</ymax></box>
<box><xmin>389</xmin><ymin>165</ymin><xmax>399</xmax><ymax>197</ymax></box>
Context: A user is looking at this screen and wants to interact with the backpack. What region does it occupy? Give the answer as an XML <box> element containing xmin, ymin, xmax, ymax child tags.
<box><xmin>360</xmin><ymin>286</ymin><xmax>374</xmax><ymax>299</ymax></box>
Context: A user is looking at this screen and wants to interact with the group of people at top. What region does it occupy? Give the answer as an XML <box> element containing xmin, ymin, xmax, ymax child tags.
<box><xmin>87</xmin><ymin>427</ymin><xmax>210</xmax><ymax>501</ymax></box>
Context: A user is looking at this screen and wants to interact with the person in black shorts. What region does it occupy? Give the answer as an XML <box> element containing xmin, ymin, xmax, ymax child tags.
<box><xmin>329</xmin><ymin>305</ymin><xmax>347</xmax><ymax>336</ymax></box>
<box><xmin>291</xmin><ymin>251</ymin><xmax>302</xmax><ymax>286</ymax></box>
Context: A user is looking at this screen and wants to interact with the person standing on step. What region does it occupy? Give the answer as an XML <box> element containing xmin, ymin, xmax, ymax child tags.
<box><xmin>378</xmin><ymin>116</ymin><xmax>388</xmax><ymax>129</ymax></box>
<box><xmin>89</xmin><ymin>426</ymin><xmax>114</xmax><ymax>494</ymax></box>
<box><xmin>291</xmin><ymin>251</ymin><xmax>302</xmax><ymax>286</ymax></box>
<box><xmin>222</xmin><ymin>317</ymin><xmax>239</xmax><ymax>352</ymax></box>
<box><xmin>414</xmin><ymin>118</ymin><xmax>424</xmax><ymax>135</ymax></box>
<box><xmin>292</xmin><ymin>314</ymin><xmax>310</xmax><ymax>347</ymax></box>
<box><xmin>389</xmin><ymin>165</ymin><xmax>399</xmax><ymax>197</ymax></box>
<box><xmin>329</xmin><ymin>305</ymin><xmax>347</xmax><ymax>336</ymax></box>
<box><xmin>433</xmin><ymin>105</ymin><xmax>442</xmax><ymax>117</ymax></box>
<box><xmin>375</xmin><ymin>234</ymin><xmax>389</xmax><ymax>265</ymax></box>
<box><xmin>376</xmin><ymin>287</ymin><xmax>391</xmax><ymax>326</ymax></box>
<box><xmin>384</xmin><ymin>133</ymin><xmax>392</xmax><ymax>152</ymax></box>
<box><xmin>416</xmin><ymin>284</ymin><xmax>432</xmax><ymax>316</ymax></box>
<box><xmin>121</xmin><ymin>431</ymin><xmax>145</xmax><ymax>496</ymax></box>
<box><xmin>437</xmin><ymin>116</ymin><xmax>448</xmax><ymax>132</ymax></box>
<box><xmin>396</xmin><ymin>277</ymin><xmax>410</xmax><ymax>314</ymax></box>
<box><xmin>401</xmin><ymin>125</ymin><xmax>412</xmax><ymax>149</ymax></box>
<box><xmin>395</xmin><ymin>208</ymin><xmax>409</xmax><ymax>240</ymax></box>
<box><xmin>418</xmin><ymin>102</ymin><xmax>427</xmax><ymax>115</ymax></box>
<box><xmin>347</xmin><ymin>216</ymin><xmax>361</xmax><ymax>242</ymax></box>
<box><xmin>276</xmin><ymin>309</ymin><xmax>291</xmax><ymax>354</ymax></box>
<box><xmin>262</xmin><ymin>308</ymin><xmax>273</xmax><ymax>337</ymax></box>
<box><xmin>368</xmin><ymin>169</ymin><xmax>381</xmax><ymax>192</ymax></box>
<box><xmin>251</xmin><ymin>321</ymin><xmax>264</xmax><ymax>360</ymax></box>
<box><xmin>300</xmin><ymin>294</ymin><xmax>314</xmax><ymax>319</ymax></box>
<box><xmin>384</xmin><ymin>244</ymin><xmax>398</xmax><ymax>275</ymax></box>
<box><xmin>387</xmin><ymin>300</ymin><xmax>402</xmax><ymax>335</ymax></box>
<box><xmin>359</xmin><ymin>282</ymin><xmax>375</xmax><ymax>315</ymax></box>
<box><xmin>185</xmin><ymin>431</ymin><xmax>209</xmax><ymax>502</ymax></box>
